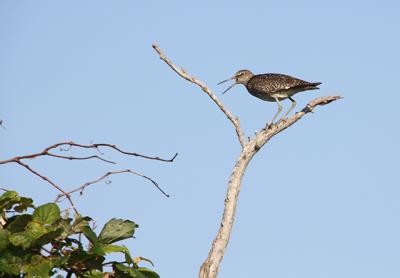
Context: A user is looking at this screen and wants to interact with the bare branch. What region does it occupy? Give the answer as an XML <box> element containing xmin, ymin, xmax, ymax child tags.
<box><xmin>46</xmin><ymin>153</ymin><xmax>116</xmax><ymax>164</ymax></box>
<box><xmin>257</xmin><ymin>95</ymin><xmax>343</xmax><ymax>145</ymax></box>
<box><xmin>152</xmin><ymin>44</ymin><xmax>246</xmax><ymax>148</ymax></box>
<box><xmin>0</xmin><ymin>141</ymin><xmax>175</xmax><ymax>211</ymax></box>
<box><xmin>55</xmin><ymin>169</ymin><xmax>169</xmax><ymax>202</ymax></box>
<box><xmin>199</xmin><ymin>95</ymin><xmax>342</xmax><ymax>278</ymax></box>
<box><xmin>47</xmin><ymin>142</ymin><xmax>178</xmax><ymax>163</ymax></box>
<box><xmin>0</xmin><ymin>141</ymin><xmax>177</xmax><ymax>165</ymax></box>
<box><xmin>15</xmin><ymin>160</ymin><xmax>79</xmax><ymax>214</ymax></box>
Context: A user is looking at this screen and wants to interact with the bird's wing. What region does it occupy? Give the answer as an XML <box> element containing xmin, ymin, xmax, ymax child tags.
<box><xmin>249</xmin><ymin>74</ymin><xmax>319</xmax><ymax>93</ymax></box>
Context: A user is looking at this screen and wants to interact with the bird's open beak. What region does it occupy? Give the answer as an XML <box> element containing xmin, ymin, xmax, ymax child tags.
<box><xmin>218</xmin><ymin>76</ymin><xmax>237</xmax><ymax>94</ymax></box>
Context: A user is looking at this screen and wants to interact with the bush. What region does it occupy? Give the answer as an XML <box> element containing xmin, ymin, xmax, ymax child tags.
<box><xmin>0</xmin><ymin>191</ymin><xmax>159</xmax><ymax>278</ymax></box>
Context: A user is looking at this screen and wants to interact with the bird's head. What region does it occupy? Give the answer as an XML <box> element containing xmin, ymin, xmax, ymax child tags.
<box><xmin>218</xmin><ymin>69</ymin><xmax>254</xmax><ymax>94</ymax></box>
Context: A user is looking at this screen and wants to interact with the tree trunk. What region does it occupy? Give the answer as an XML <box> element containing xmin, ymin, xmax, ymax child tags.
<box><xmin>199</xmin><ymin>142</ymin><xmax>259</xmax><ymax>278</ymax></box>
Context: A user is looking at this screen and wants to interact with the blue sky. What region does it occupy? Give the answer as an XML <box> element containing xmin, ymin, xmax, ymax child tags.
<box><xmin>1</xmin><ymin>1</ymin><xmax>399</xmax><ymax>277</ymax></box>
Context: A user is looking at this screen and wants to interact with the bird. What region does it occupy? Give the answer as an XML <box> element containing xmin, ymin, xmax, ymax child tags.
<box><xmin>218</xmin><ymin>69</ymin><xmax>321</xmax><ymax>125</ymax></box>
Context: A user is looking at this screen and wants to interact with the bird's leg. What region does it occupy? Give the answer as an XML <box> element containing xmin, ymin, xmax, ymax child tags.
<box><xmin>269</xmin><ymin>97</ymin><xmax>283</xmax><ymax>126</ymax></box>
<box><xmin>282</xmin><ymin>97</ymin><xmax>296</xmax><ymax>119</ymax></box>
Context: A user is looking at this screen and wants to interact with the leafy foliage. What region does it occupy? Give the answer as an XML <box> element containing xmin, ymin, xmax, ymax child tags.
<box><xmin>0</xmin><ymin>191</ymin><xmax>159</xmax><ymax>278</ymax></box>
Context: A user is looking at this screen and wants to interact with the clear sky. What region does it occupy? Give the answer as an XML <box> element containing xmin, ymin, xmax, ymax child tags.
<box><xmin>1</xmin><ymin>1</ymin><xmax>400</xmax><ymax>277</ymax></box>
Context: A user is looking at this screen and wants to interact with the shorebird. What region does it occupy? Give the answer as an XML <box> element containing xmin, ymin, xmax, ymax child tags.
<box><xmin>218</xmin><ymin>70</ymin><xmax>321</xmax><ymax>125</ymax></box>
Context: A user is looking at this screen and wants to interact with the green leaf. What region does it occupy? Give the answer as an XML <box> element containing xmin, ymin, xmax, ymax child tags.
<box><xmin>26</xmin><ymin>221</ymin><xmax>47</xmax><ymax>239</ymax></box>
<box><xmin>72</xmin><ymin>216</ymin><xmax>92</xmax><ymax>233</ymax></box>
<box><xmin>0</xmin><ymin>191</ymin><xmax>18</xmax><ymax>205</ymax></box>
<box><xmin>114</xmin><ymin>263</ymin><xmax>159</xmax><ymax>278</ymax></box>
<box><xmin>0</xmin><ymin>252</ymin><xmax>22</xmax><ymax>275</ymax></box>
<box><xmin>0</xmin><ymin>191</ymin><xmax>33</xmax><ymax>212</ymax></box>
<box><xmin>82</xmin><ymin>269</ymin><xmax>105</xmax><ymax>278</ymax></box>
<box><xmin>88</xmin><ymin>243</ymin><xmax>105</xmax><ymax>256</ymax></box>
<box><xmin>114</xmin><ymin>263</ymin><xmax>137</xmax><ymax>277</ymax></box>
<box><xmin>57</xmin><ymin>217</ymin><xmax>73</xmax><ymax>239</ymax></box>
<box><xmin>14</xmin><ymin>197</ymin><xmax>34</xmax><ymax>212</ymax></box>
<box><xmin>137</xmin><ymin>267</ymin><xmax>160</xmax><ymax>278</ymax></box>
<box><xmin>32</xmin><ymin>203</ymin><xmax>60</xmax><ymax>225</ymax></box>
<box><xmin>98</xmin><ymin>218</ymin><xmax>138</xmax><ymax>244</ymax></box>
<box><xmin>9</xmin><ymin>222</ymin><xmax>47</xmax><ymax>249</ymax></box>
<box><xmin>9</xmin><ymin>232</ymin><xmax>33</xmax><ymax>249</ymax></box>
<box><xmin>82</xmin><ymin>225</ymin><xmax>98</xmax><ymax>244</ymax></box>
<box><xmin>89</xmin><ymin>243</ymin><xmax>132</xmax><ymax>262</ymax></box>
<box><xmin>6</xmin><ymin>214</ymin><xmax>32</xmax><ymax>233</ymax></box>
<box><xmin>0</xmin><ymin>191</ymin><xmax>17</xmax><ymax>198</ymax></box>
<box><xmin>101</xmin><ymin>244</ymin><xmax>130</xmax><ymax>254</ymax></box>
<box><xmin>22</xmin><ymin>255</ymin><xmax>53</xmax><ymax>277</ymax></box>
<box><xmin>51</xmin><ymin>254</ymin><xmax>69</xmax><ymax>268</ymax></box>
<box><xmin>68</xmin><ymin>250</ymin><xmax>104</xmax><ymax>272</ymax></box>
<box><xmin>34</xmin><ymin>228</ymin><xmax>63</xmax><ymax>247</ymax></box>
<box><xmin>0</xmin><ymin>229</ymin><xmax>10</xmax><ymax>250</ymax></box>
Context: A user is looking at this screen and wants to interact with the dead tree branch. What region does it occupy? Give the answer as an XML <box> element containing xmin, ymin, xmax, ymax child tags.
<box><xmin>15</xmin><ymin>160</ymin><xmax>79</xmax><ymax>214</ymax></box>
<box><xmin>0</xmin><ymin>141</ymin><xmax>176</xmax><ymax>213</ymax></box>
<box><xmin>0</xmin><ymin>141</ymin><xmax>177</xmax><ymax>165</ymax></box>
<box><xmin>153</xmin><ymin>44</ymin><xmax>246</xmax><ymax>148</ymax></box>
<box><xmin>153</xmin><ymin>44</ymin><xmax>342</xmax><ymax>278</ymax></box>
<box><xmin>55</xmin><ymin>168</ymin><xmax>169</xmax><ymax>202</ymax></box>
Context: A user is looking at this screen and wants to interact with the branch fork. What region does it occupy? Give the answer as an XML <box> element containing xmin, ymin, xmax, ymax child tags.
<box><xmin>153</xmin><ymin>43</ymin><xmax>341</xmax><ymax>278</ymax></box>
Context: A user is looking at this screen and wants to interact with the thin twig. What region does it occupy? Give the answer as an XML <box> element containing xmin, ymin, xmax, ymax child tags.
<box><xmin>46</xmin><ymin>153</ymin><xmax>116</xmax><ymax>164</ymax></box>
<box><xmin>53</xmin><ymin>142</ymin><xmax>178</xmax><ymax>162</ymax></box>
<box><xmin>41</xmin><ymin>246</ymin><xmax>52</xmax><ymax>255</ymax></box>
<box><xmin>152</xmin><ymin>44</ymin><xmax>246</xmax><ymax>148</ymax></box>
<box><xmin>15</xmin><ymin>160</ymin><xmax>79</xmax><ymax>214</ymax></box>
<box><xmin>0</xmin><ymin>141</ymin><xmax>177</xmax><ymax>165</ymax></box>
<box><xmin>55</xmin><ymin>169</ymin><xmax>169</xmax><ymax>202</ymax></box>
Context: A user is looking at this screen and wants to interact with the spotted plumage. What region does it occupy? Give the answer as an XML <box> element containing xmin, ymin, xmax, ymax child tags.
<box><xmin>218</xmin><ymin>69</ymin><xmax>321</xmax><ymax>124</ymax></box>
